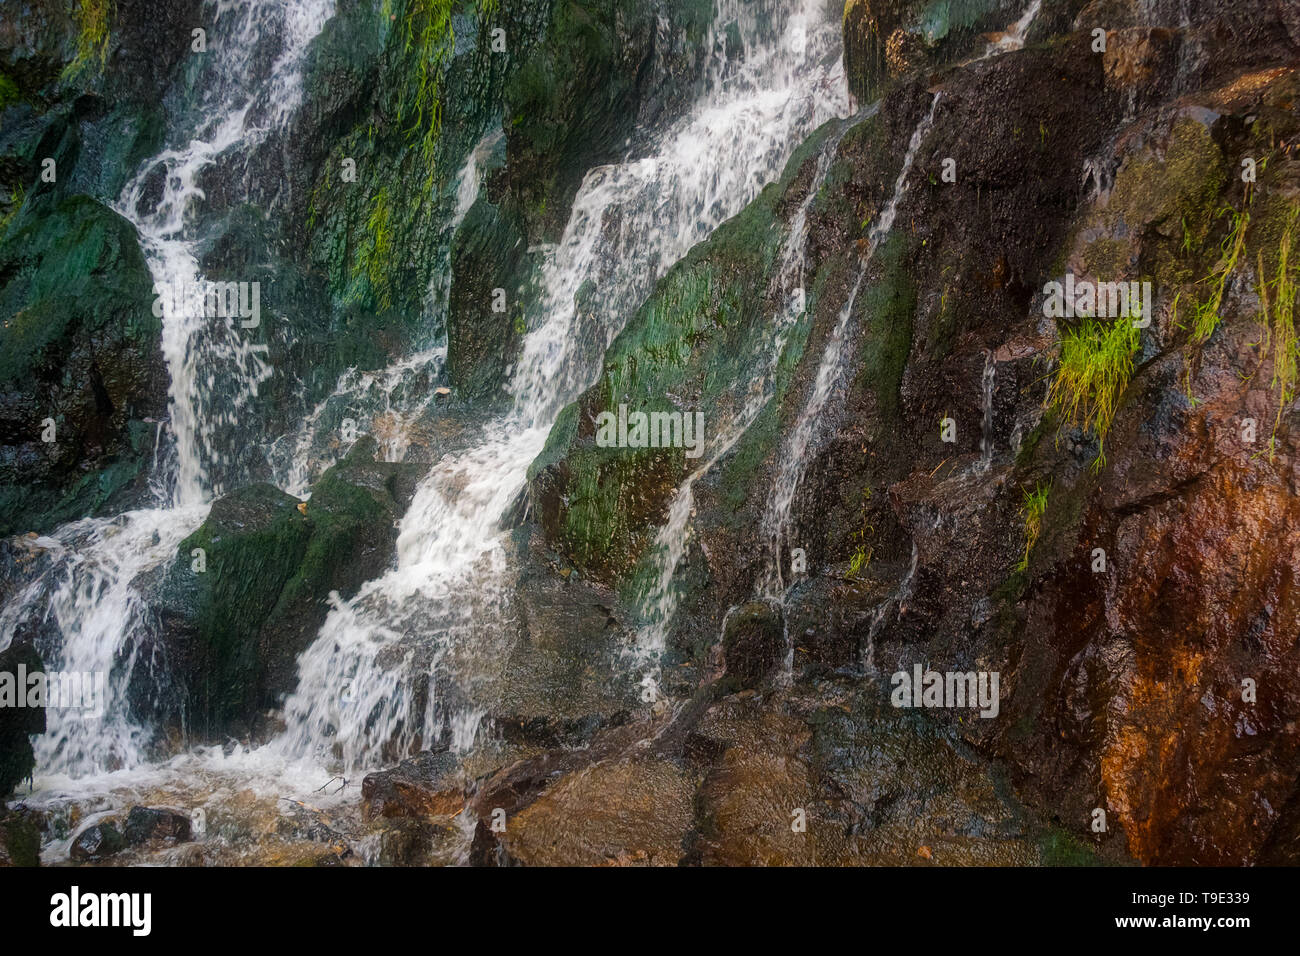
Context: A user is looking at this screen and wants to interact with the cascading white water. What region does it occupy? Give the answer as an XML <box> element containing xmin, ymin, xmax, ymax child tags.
<box><xmin>121</xmin><ymin>0</ymin><xmax>337</xmax><ymax>505</ymax></box>
<box><xmin>0</xmin><ymin>0</ymin><xmax>337</xmax><ymax>780</ymax></box>
<box><xmin>988</xmin><ymin>0</ymin><xmax>1042</xmax><ymax>53</ymax></box>
<box><xmin>606</xmin><ymin>0</ymin><xmax>1049</xmax><ymax>670</ymax></box>
<box><xmin>742</xmin><ymin>0</ymin><xmax>1044</xmax><ymax>670</ymax></box>
<box><xmin>267</xmin><ymin>125</ymin><xmax>504</xmax><ymax>494</ymax></box>
<box><xmin>276</xmin><ymin>0</ymin><xmax>849</xmax><ymax>773</ymax></box>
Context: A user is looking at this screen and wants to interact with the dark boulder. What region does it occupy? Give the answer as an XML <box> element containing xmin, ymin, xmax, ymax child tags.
<box><xmin>0</xmin><ymin>194</ymin><xmax>166</xmax><ymax>536</ymax></box>
<box><xmin>0</xmin><ymin>642</ymin><xmax>45</xmax><ymax>798</ymax></box>
<box><xmin>69</xmin><ymin>821</ymin><xmax>125</xmax><ymax>862</ymax></box>
<box><xmin>144</xmin><ymin>438</ymin><xmax>422</xmax><ymax>739</ymax></box>
<box><xmin>361</xmin><ymin>749</ymin><xmax>464</xmax><ymax>821</ymax></box>
<box><xmin>722</xmin><ymin>602</ymin><xmax>786</xmax><ymax>691</ymax></box>
<box><xmin>0</xmin><ymin>806</ymin><xmax>41</xmax><ymax>867</ymax></box>
<box><xmin>122</xmin><ymin>806</ymin><xmax>192</xmax><ymax>846</ymax></box>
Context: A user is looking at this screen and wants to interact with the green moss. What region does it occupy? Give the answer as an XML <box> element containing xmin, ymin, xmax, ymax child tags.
<box><xmin>0</xmin><ymin>184</ymin><xmax>24</xmax><ymax>239</ymax></box>
<box><xmin>356</xmin><ymin>187</ymin><xmax>394</xmax><ymax>309</ymax></box>
<box><xmin>854</xmin><ymin>233</ymin><xmax>917</xmax><ymax>426</ymax></box>
<box><xmin>527</xmin><ymin>401</ymin><xmax>579</xmax><ymax>482</ymax></box>
<box><xmin>272</xmin><ymin>468</ymin><xmax>390</xmax><ymax>619</ymax></box>
<box><xmin>177</xmin><ymin>486</ymin><xmax>313</xmax><ymax>728</ymax></box>
<box><xmin>394</xmin><ymin>0</ymin><xmax>498</xmax><ymax>183</ymax></box>
<box><xmin>0</xmin><ymin>195</ymin><xmax>157</xmax><ymax>386</ymax></box>
<box><xmin>1256</xmin><ymin>205</ymin><xmax>1300</xmax><ymax>459</ymax></box>
<box><xmin>1107</xmin><ymin>119</ymin><xmax>1226</xmax><ymax>236</ymax></box>
<box><xmin>64</xmin><ymin>0</ymin><xmax>114</xmax><ymax>80</ymax></box>
<box><xmin>0</xmin><ymin>72</ymin><xmax>20</xmax><ymax>110</ymax></box>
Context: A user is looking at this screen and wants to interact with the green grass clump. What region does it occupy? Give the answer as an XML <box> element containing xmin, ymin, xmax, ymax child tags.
<box><xmin>846</xmin><ymin>485</ymin><xmax>874</xmax><ymax>580</ymax></box>
<box><xmin>1188</xmin><ymin>206</ymin><xmax>1248</xmax><ymax>344</ymax></box>
<box><xmin>1046</xmin><ymin>318</ymin><xmax>1141</xmax><ymax>467</ymax></box>
<box><xmin>1016</xmin><ymin>482</ymin><xmax>1050</xmax><ymax>574</ymax></box>
<box><xmin>64</xmin><ymin>0</ymin><xmax>114</xmax><ymax>80</ymax></box>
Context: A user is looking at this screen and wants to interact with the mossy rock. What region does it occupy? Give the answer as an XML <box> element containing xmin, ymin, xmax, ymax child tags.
<box><xmin>527</xmin><ymin>122</ymin><xmax>845</xmax><ymax>586</ymax></box>
<box><xmin>0</xmin><ymin>192</ymin><xmax>165</xmax><ymax>535</ymax></box>
<box><xmin>151</xmin><ymin>439</ymin><xmax>421</xmax><ymax>738</ymax></box>
<box><xmin>447</xmin><ymin>196</ymin><xmax>528</xmax><ymax>400</ymax></box>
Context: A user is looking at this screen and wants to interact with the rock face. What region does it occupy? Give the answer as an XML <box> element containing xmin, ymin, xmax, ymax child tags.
<box><xmin>0</xmin><ymin>806</ymin><xmax>41</xmax><ymax>867</ymax></box>
<box><xmin>5</xmin><ymin>0</ymin><xmax>1300</xmax><ymax>871</ymax></box>
<box><xmin>721</xmin><ymin>602</ymin><xmax>785</xmax><ymax>691</ymax></box>
<box><xmin>0</xmin><ymin>195</ymin><xmax>165</xmax><ymax>535</ymax></box>
<box><xmin>842</xmin><ymin>0</ymin><xmax>1025</xmax><ymax>103</ymax></box>
<box><xmin>524</xmin><ymin>0</ymin><xmax>1300</xmax><ymax>865</ymax></box>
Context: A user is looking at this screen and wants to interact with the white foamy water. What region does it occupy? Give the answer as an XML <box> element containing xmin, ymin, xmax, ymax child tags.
<box><xmin>989</xmin><ymin>0</ymin><xmax>1042</xmax><ymax>53</ymax></box>
<box><xmin>276</xmin><ymin>0</ymin><xmax>850</xmax><ymax>773</ymax></box>
<box><xmin>632</xmin><ymin>109</ymin><xmax>870</xmax><ymax>662</ymax></box>
<box><xmin>119</xmin><ymin>0</ymin><xmax>337</xmax><ymax>506</ymax></box>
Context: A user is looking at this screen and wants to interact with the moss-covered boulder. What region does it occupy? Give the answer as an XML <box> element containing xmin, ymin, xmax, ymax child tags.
<box><xmin>500</xmin><ymin>0</ymin><xmax>711</xmax><ymax>241</ymax></box>
<box><xmin>148</xmin><ymin>438</ymin><xmax>421</xmax><ymax>738</ymax></box>
<box><xmin>0</xmin><ymin>193</ymin><xmax>165</xmax><ymax>535</ymax></box>
<box><xmin>526</xmin><ymin>124</ymin><xmax>845</xmax><ymax>587</ymax></box>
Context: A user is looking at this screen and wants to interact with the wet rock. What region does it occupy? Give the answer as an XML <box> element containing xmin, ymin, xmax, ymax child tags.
<box><xmin>498</xmin><ymin>756</ymin><xmax>695</xmax><ymax>866</ymax></box>
<box><xmin>0</xmin><ymin>807</ymin><xmax>40</xmax><ymax>867</ymax></box>
<box><xmin>482</xmin><ymin>531</ymin><xmax>637</xmax><ymax>738</ymax></box>
<box><xmin>0</xmin><ymin>642</ymin><xmax>45</xmax><ymax>798</ymax></box>
<box><xmin>527</xmin><ymin>123</ymin><xmax>844</xmax><ymax>585</ymax></box>
<box><xmin>0</xmin><ymin>194</ymin><xmax>166</xmax><ymax>536</ymax></box>
<box><xmin>721</xmin><ymin>602</ymin><xmax>785</xmax><ymax>691</ymax></box>
<box><xmin>447</xmin><ymin>196</ymin><xmax>527</xmax><ymax>401</ymax></box>
<box><xmin>361</xmin><ymin>750</ymin><xmax>464</xmax><ymax>821</ymax></box>
<box><xmin>70</xmin><ymin>821</ymin><xmax>126</xmax><ymax>862</ymax></box>
<box><xmin>370</xmin><ymin>817</ymin><xmax>462</xmax><ymax>866</ymax></box>
<box><xmin>122</xmin><ymin>806</ymin><xmax>191</xmax><ymax>846</ymax></box>
<box><xmin>500</xmin><ymin>0</ymin><xmax>711</xmax><ymax>242</ymax></box>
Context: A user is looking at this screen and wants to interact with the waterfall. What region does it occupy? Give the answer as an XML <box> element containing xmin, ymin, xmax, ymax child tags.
<box><xmin>745</xmin><ymin>0</ymin><xmax>1044</xmax><ymax>642</ymax></box>
<box><xmin>631</xmin><ymin>110</ymin><xmax>871</xmax><ymax>664</ymax></box>
<box><xmin>120</xmin><ymin>0</ymin><xmax>337</xmax><ymax>506</ymax></box>
<box><xmin>276</xmin><ymin>0</ymin><xmax>849</xmax><ymax>773</ymax></box>
<box><xmin>0</xmin><ymin>0</ymin><xmax>337</xmax><ymax>779</ymax></box>
<box><xmin>620</xmin><ymin>0</ymin><xmax>1046</xmax><ymax>671</ymax></box>
<box><xmin>978</xmin><ymin>349</ymin><xmax>997</xmax><ymax>472</ymax></box>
